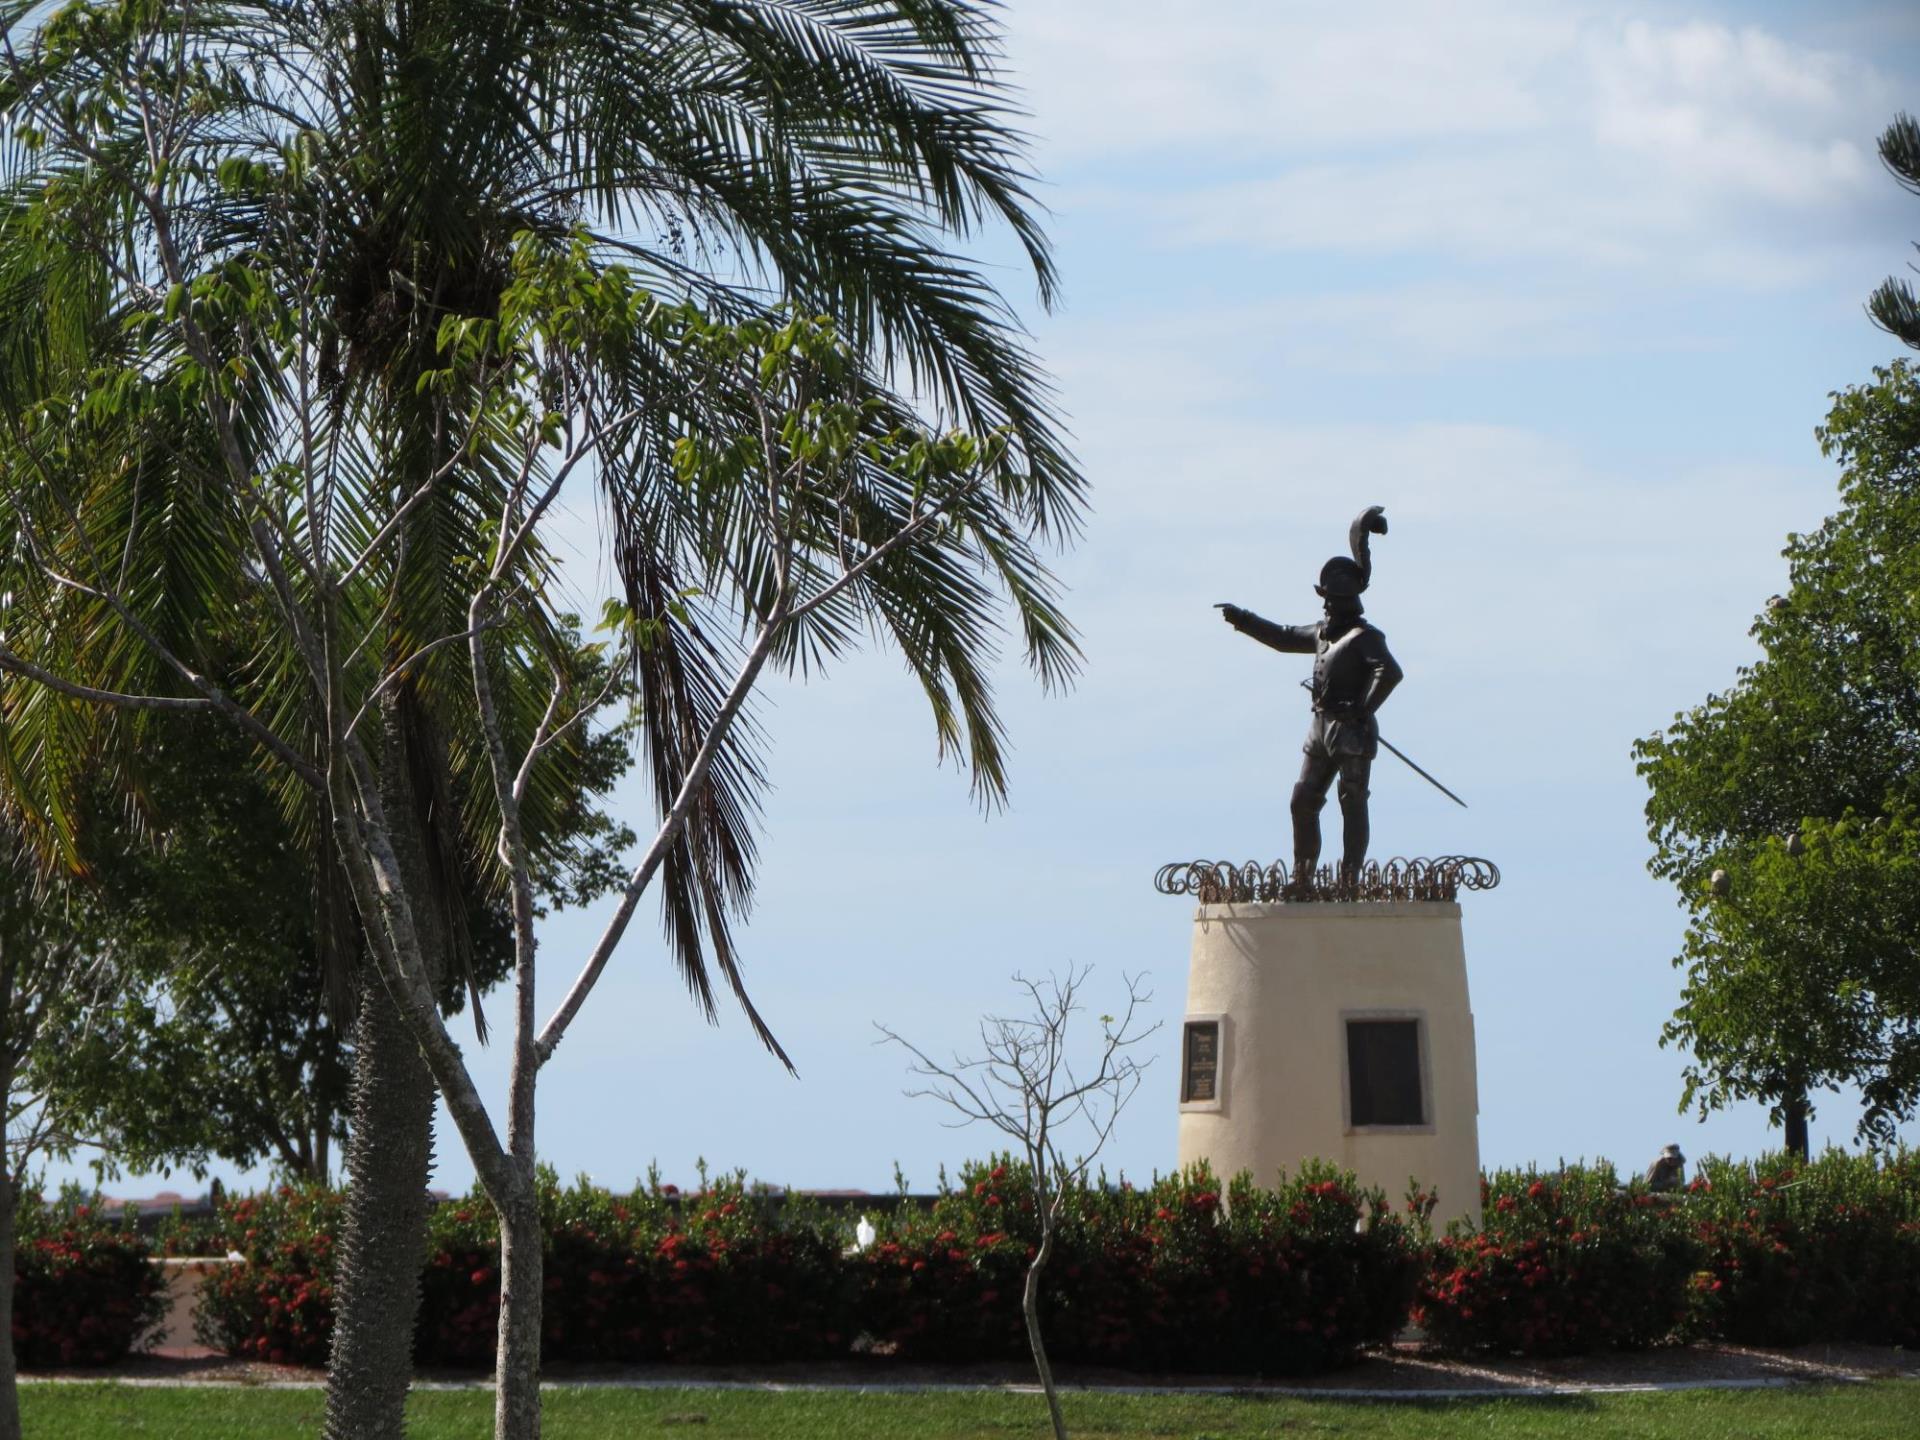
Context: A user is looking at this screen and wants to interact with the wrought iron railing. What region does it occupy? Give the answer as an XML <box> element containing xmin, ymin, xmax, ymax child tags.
<box><xmin>1153</xmin><ymin>856</ymin><xmax>1500</xmax><ymax>904</ymax></box>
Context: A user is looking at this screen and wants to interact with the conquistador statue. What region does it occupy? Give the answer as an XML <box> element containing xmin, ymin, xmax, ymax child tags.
<box><xmin>1219</xmin><ymin>506</ymin><xmax>1402</xmax><ymax>888</ymax></box>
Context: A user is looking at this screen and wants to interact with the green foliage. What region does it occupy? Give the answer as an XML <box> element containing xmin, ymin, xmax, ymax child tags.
<box><xmin>1416</xmin><ymin>1163</ymin><xmax>1701</xmax><ymax>1356</ymax></box>
<box><xmin>860</xmin><ymin>1156</ymin><xmax>1418</xmax><ymax>1375</ymax></box>
<box><xmin>1418</xmin><ymin>1153</ymin><xmax>1920</xmax><ymax>1357</ymax></box>
<box><xmin>1869</xmin><ymin>112</ymin><xmax>1920</xmax><ymax>349</ymax></box>
<box><xmin>192</xmin><ymin>1183</ymin><xmax>342</xmax><ymax>1366</ymax></box>
<box><xmin>1687</xmin><ymin>1148</ymin><xmax>1920</xmax><ymax>1347</ymax></box>
<box><xmin>13</xmin><ymin>1186</ymin><xmax>165</xmax><ymax>1367</ymax></box>
<box><xmin>190</xmin><ymin>1158</ymin><xmax>1417</xmax><ymax>1377</ymax></box>
<box><xmin>1634</xmin><ymin>361</ymin><xmax>1920</xmax><ymax>1143</ymax></box>
<box><xmin>417</xmin><ymin>1169</ymin><xmax>855</xmax><ymax>1368</ymax></box>
<box><xmin>0</xmin><ymin>0</ymin><xmax>1084</xmax><ymax>1062</ymax></box>
<box><xmin>25</xmin><ymin>643</ymin><xmax>633</xmax><ymax>1181</ymax></box>
<box><xmin>125</xmin><ymin>1153</ymin><xmax>1920</xmax><ymax>1371</ymax></box>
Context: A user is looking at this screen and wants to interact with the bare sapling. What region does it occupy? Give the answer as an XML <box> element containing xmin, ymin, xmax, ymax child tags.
<box><xmin>878</xmin><ymin>966</ymin><xmax>1156</xmax><ymax>1440</ymax></box>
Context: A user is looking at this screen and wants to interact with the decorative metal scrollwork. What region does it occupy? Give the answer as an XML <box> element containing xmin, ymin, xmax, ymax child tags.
<box><xmin>1153</xmin><ymin>856</ymin><xmax>1500</xmax><ymax>904</ymax></box>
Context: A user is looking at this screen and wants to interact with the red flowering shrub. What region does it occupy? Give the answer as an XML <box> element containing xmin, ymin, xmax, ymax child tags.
<box><xmin>415</xmin><ymin>1170</ymin><xmax>857</xmax><ymax>1368</ymax></box>
<box><xmin>167</xmin><ymin>1151</ymin><xmax>1920</xmax><ymax>1371</ymax></box>
<box><xmin>1206</xmin><ymin>1162</ymin><xmax>1420</xmax><ymax>1374</ymax></box>
<box><xmin>193</xmin><ymin>1183</ymin><xmax>341</xmax><ymax>1366</ymax></box>
<box><xmin>859</xmin><ymin>1157</ymin><xmax>1418</xmax><ymax>1375</ymax></box>
<box><xmin>12</xmin><ymin>1190</ymin><xmax>165</xmax><ymax>1367</ymax></box>
<box><xmin>1415</xmin><ymin>1163</ymin><xmax>1699</xmax><ymax>1356</ymax></box>
<box><xmin>1687</xmin><ymin>1149</ymin><xmax>1920</xmax><ymax>1347</ymax></box>
<box><xmin>857</xmin><ymin>1159</ymin><xmax>1033</xmax><ymax>1362</ymax></box>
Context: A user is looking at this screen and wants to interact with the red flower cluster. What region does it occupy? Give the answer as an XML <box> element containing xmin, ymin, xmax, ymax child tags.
<box><xmin>412</xmin><ymin>1171</ymin><xmax>851</xmax><ymax>1368</ymax></box>
<box><xmin>1687</xmin><ymin>1151</ymin><xmax>1920</xmax><ymax>1348</ymax></box>
<box><xmin>194</xmin><ymin>1184</ymin><xmax>341</xmax><ymax>1366</ymax></box>
<box><xmin>857</xmin><ymin>1156</ymin><xmax>1418</xmax><ymax>1377</ymax></box>
<box><xmin>1414</xmin><ymin>1152</ymin><xmax>1920</xmax><ymax>1357</ymax></box>
<box><xmin>1414</xmin><ymin>1163</ymin><xmax>1698</xmax><ymax>1356</ymax></box>
<box><xmin>183</xmin><ymin>1149</ymin><xmax>1920</xmax><ymax>1374</ymax></box>
<box><xmin>11</xmin><ymin>1190</ymin><xmax>164</xmax><ymax>1368</ymax></box>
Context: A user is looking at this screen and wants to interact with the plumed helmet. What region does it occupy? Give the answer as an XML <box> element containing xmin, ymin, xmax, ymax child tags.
<box><xmin>1315</xmin><ymin>556</ymin><xmax>1368</xmax><ymax>598</ymax></box>
<box><xmin>1314</xmin><ymin>505</ymin><xmax>1388</xmax><ymax>599</ymax></box>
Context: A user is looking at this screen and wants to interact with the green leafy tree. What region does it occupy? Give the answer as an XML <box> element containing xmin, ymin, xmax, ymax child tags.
<box><xmin>0</xmin><ymin>5</ymin><xmax>1080</xmax><ymax>1436</ymax></box>
<box><xmin>37</xmin><ymin>672</ymin><xmax>632</xmax><ymax>1184</ymax></box>
<box><xmin>1634</xmin><ymin>362</ymin><xmax>1920</xmax><ymax>1152</ymax></box>
<box><xmin>0</xmin><ymin>841</ymin><xmax>119</xmax><ymax>1440</ymax></box>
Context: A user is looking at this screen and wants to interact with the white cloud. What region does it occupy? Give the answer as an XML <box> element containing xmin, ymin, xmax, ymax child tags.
<box><xmin>1589</xmin><ymin>20</ymin><xmax>1882</xmax><ymax>207</ymax></box>
<box><xmin>1047</xmin><ymin>286</ymin><xmax>1613</xmax><ymax>390</ymax></box>
<box><xmin>1017</xmin><ymin>4</ymin><xmax>1899</xmax><ymax>282</ymax></box>
<box><xmin>1008</xmin><ymin>0</ymin><xmax>1574</xmax><ymax>158</ymax></box>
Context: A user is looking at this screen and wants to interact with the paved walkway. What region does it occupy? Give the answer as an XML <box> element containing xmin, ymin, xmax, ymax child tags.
<box><xmin>21</xmin><ymin>1341</ymin><xmax>1919</xmax><ymax>1401</ymax></box>
<box><xmin>19</xmin><ymin>1372</ymin><xmax>1868</xmax><ymax>1399</ymax></box>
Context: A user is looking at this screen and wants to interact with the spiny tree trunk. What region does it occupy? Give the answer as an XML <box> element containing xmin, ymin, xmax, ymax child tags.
<box><xmin>323</xmin><ymin>701</ymin><xmax>448</xmax><ymax>1440</ymax></box>
<box><xmin>323</xmin><ymin>981</ymin><xmax>437</xmax><ymax>1440</ymax></box>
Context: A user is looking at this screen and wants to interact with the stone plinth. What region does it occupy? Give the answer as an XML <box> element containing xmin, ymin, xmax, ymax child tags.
<box><xmin>1176</xmin><ymin>899</ymin><xmax>1482</xmax><ymax>1228</ymax></box>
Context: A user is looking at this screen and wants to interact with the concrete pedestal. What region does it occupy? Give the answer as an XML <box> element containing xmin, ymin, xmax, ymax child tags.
<box><xmin>1176</xmin><ymin>900</ymin><xmax>1482</xmax><ymax>1228</ymax></box>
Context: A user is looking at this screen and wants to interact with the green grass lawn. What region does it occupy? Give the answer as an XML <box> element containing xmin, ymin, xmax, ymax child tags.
<box><xmin>18</xmin><ymin>1381</ymin><xmax>1920</xmax><ymax>1439</ymax></box>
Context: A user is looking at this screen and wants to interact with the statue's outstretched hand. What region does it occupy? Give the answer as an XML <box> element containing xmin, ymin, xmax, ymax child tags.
<box><xmin>1215</xmin><ymin>603</ymin><xmax>1249</xmax><ymax>629</ymax></box>
<box><xmin>1360</xmin><ymin>505</ymin><xmax>1388</xmax><ymax>535</ymax></box>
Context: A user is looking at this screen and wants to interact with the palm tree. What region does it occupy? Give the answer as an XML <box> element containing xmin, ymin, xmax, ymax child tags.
<box><xmin>1869</xmin><ymin>112</ymin><xmax>1920</xmax><ymax>348</ymax></box>
<box><xmin>0</xmin><ymin>4</ymin><xmax>1081</xmax><ymax>1436</ymax></box>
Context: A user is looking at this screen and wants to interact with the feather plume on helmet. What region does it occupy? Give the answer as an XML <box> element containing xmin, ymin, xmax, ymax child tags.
<box><xmin>1314</xmin><ymin>505</ymin><xmax>1388</xmax><ymax>600</ymax></box>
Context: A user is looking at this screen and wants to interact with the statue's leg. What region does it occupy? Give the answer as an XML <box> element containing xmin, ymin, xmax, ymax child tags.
<box><xmin>1290</xmin><ymin>749</ymin><xmax>1337</xmax><ymax>888</ymax></box>
<box><xmin>1336</xmin><ymin>755</ymin><xmax>1373</xmax><ymax>882</ymax></box>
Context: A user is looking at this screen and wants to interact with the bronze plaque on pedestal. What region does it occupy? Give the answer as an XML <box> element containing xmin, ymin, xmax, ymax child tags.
<box><xmin>1182</xmin><ymin>1020</ymin><xmax>1219</xmax><ymax>1104</ymax></box>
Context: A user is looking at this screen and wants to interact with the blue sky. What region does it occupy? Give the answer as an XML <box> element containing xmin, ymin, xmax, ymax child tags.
<box><xmin>75</xmin><ymin>0</ymin><xmax>1920</xmax><ymax>1201</ymax></box>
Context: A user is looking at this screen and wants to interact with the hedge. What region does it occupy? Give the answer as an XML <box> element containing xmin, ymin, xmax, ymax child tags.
<box><xmin>1687</xmin><ymin>1150</ymin><xmax>1920</xmax><ymax>1347</ymax></box>
<box><xmin>187</xmin><ymin>1150</ymin><xmax>1920</xmax><ymax>1371</ymax></box>
<box><xmin>193</xmin><ymin>1159</ymin><xmax>1416</xmax><ymax>1375</ymax></box>
<box><xmin>193</xmin><ymin>1183</ymin><xmax>340</xmax><ymax>1365</ymax></box>
<box><xmin>14</xmin><ymin>1189</ymin><xmax>165</xmax><ymax>1367</ymax></box>
<box><xmin>860</xmin><ymin>1158</ymin><xmax>1418</xmax><ymax>1375</ymax></box>
<box><xmin>1414</xmin><ymin>1161</ymin><xmax>1700</xmax><ymax>1355</ymax></box>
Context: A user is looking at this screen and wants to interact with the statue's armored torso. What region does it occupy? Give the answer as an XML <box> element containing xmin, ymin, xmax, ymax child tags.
<box><xmin>1311</xmin><ymin>620</ymin><xmax>1392</xmax><ymax>713</ymax></box>
<box><xmin>1308</xmin><ymin>620</ymin><xmax>1395</xmax><ymax>759</ymax></box>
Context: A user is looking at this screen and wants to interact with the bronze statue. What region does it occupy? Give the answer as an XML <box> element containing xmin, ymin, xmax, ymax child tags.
<box><xmin>1645</xmin><ymin>1143</ymin><xmax>1687</xmax><ymax>1193</ymax></box>
<box><xmin>1219</xmin><ymin>506</ymin><xmax>1402</xmax><ymax>889</ymax></box>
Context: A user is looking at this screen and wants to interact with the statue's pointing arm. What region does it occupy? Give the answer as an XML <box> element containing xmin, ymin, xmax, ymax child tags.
<box><xmin>1218</xmin><ymin>604</ymin><xmax>1317</xmax><ymax>654</ymax></box>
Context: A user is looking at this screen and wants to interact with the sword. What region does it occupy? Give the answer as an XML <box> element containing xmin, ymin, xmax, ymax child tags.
<box><xmin>1290</xmin><ymin>678</ymin><xmax>1468</xmax><ymax>807</ymax></box>
<box><xmin>1377</xmin><ymin>734</ymin><xmax>1469</xmax><ymax>808</ymax></box>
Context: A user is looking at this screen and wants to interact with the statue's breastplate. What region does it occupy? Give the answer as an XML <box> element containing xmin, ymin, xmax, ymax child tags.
<box><xmin>1312</xmin><ymin>626</ymin><xmax>1372</xmax><ymax>707</ymax></box>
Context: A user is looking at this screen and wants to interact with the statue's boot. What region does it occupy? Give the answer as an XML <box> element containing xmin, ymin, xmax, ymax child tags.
<box><xmin>1290</xmin><ymin>808</ymin><xmax>1322</xmax><ymax>898</ymax></box>
<box><xmin>1337</xmin><ymin>777</ymin><xmax>1370</xmax><ymax>891</ymax></box>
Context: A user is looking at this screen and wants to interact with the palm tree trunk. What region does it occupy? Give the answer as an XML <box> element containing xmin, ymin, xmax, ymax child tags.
<box><xmin>323</xmin><ymin>700</ymin><xmax>448</xmax><ymax>1440</ymax></box>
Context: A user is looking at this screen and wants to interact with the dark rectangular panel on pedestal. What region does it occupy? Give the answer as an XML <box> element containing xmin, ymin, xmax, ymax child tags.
<box><xmin>1347</xmin><ymin>1019</ymin><xmax>1424</xmax><ymax>1126</ymax></box>
<box><xmin>1182</xmin><ymin>1020</ymin><xmax>1219</xmax><ymax>1104</ymax></box>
